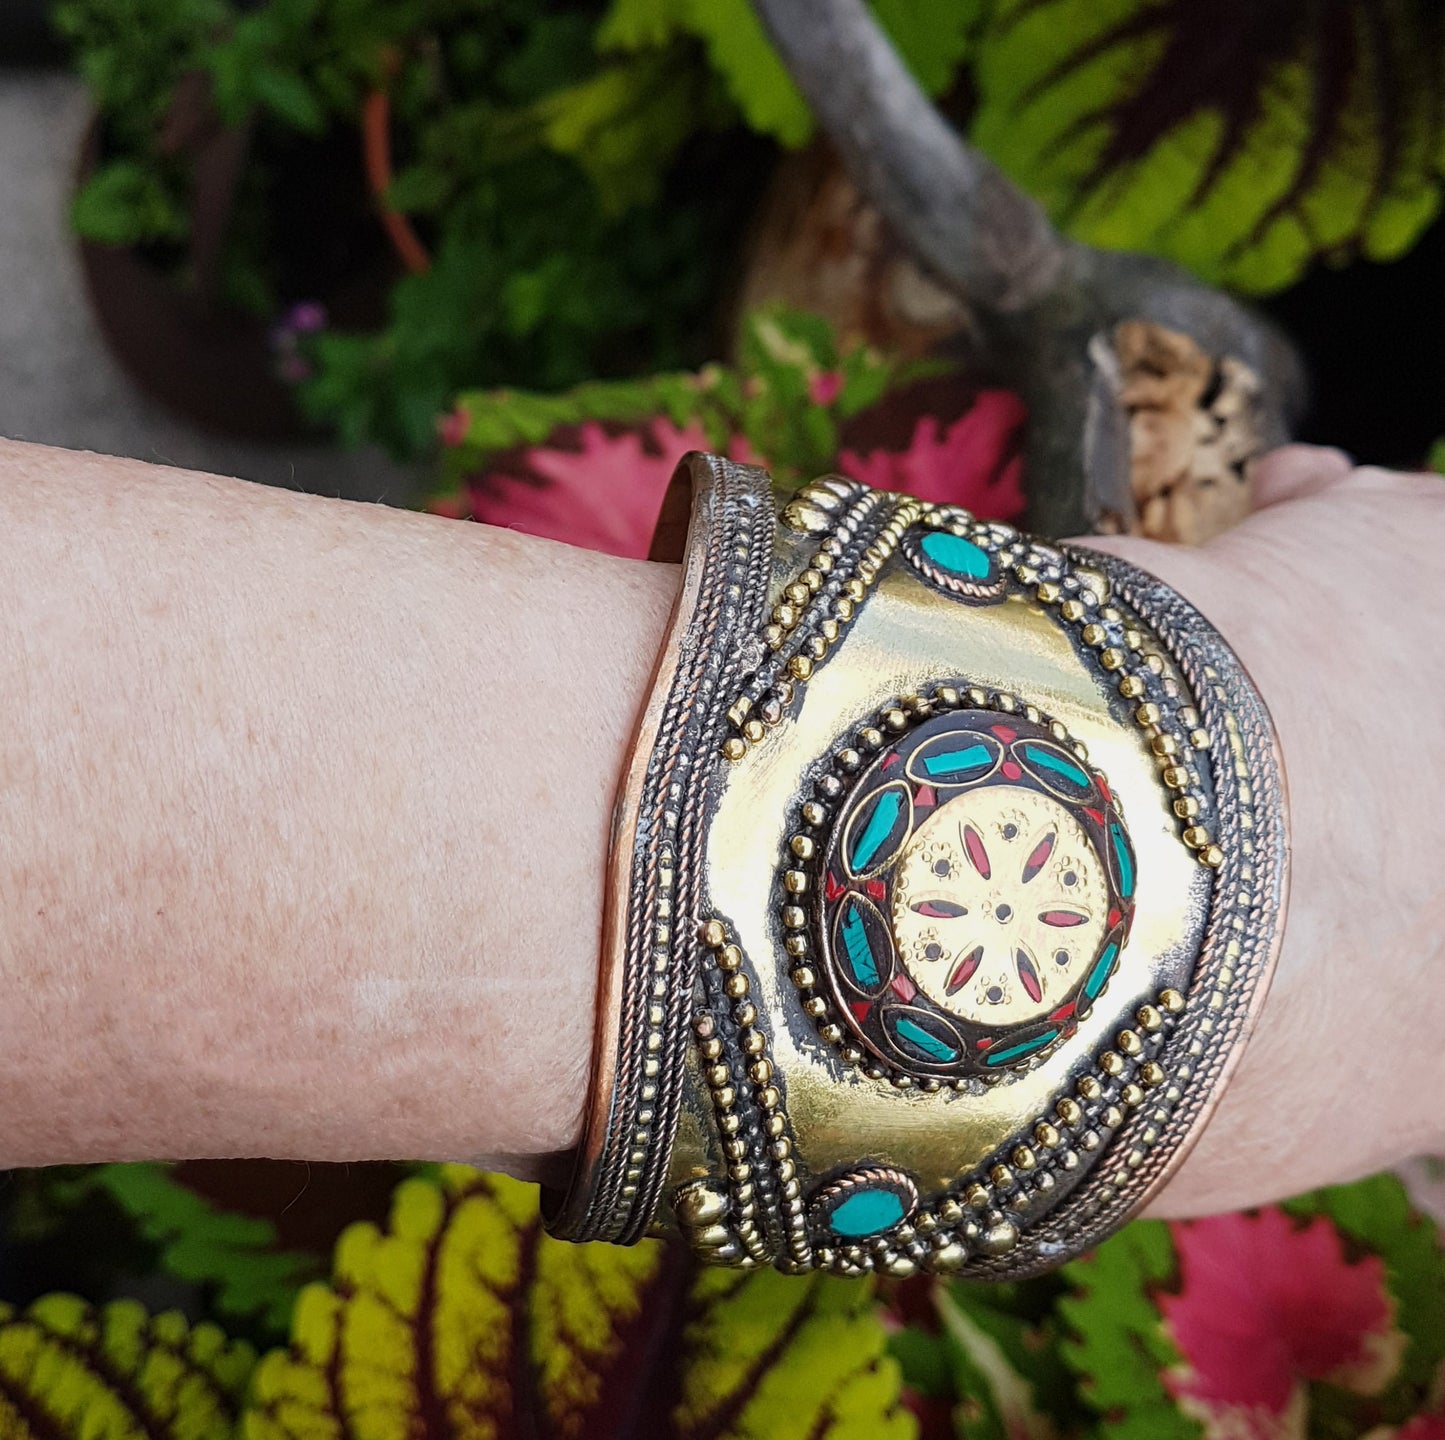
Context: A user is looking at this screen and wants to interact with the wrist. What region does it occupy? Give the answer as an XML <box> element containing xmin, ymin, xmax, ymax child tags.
<box><xmin>1090</xmin><ymin>473</ymin><xmax>1445</xmax><ymax>1214</ymax></box>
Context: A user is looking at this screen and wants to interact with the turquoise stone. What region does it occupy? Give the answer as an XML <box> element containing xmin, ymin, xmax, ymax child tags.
<box><xmin>1021</xmin><ymin>743</ymin><xmax>1090</xmax><ymax>791</ymax></box>
<box><xmin>850</xmin><ymin>788</ymin><xmax>903</xmax><ymax>870</ymax></box>
<box><xmin>1083</xmin><ymin>942</ymin><xmax>1120</xmax><ymax>1001</ymax></box>
<box><xmin>983</xmin><ymin>1028</ymin><xmax>1060</xmax><ymax>1067</ymax></box>
<box><xmin>893</xmin><ymin>1016</ymin><xmax>958</xmax><ymax>1063</ymax></box>
<box><xmin>828</xmin><ymin>1187</ymin><xmax>907</xmax><ymax>1238</ymax></box>
<box><xmin>919</xmin><ymin>531</ymin><xmax>993</xmax><ymax>580</ymax></box>
<box><xmin>841</xmin><ymin>904</ymin><xmax>880</xmax><ymax>986</ymax></box>
<box><xmin>922</xmin><ymin>742</ymin><xmax>994</xmax><ymax>780</ymax></box>
<box><xmin>1110</xmin><ymin>822</ymin><xmax>1136</xmax><ymax>898</ymax></box>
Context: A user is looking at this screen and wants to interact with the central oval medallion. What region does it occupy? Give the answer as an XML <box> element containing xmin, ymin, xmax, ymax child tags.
<box><xmin>808</xmin><ymin>697</ymin><xmax>1136</xmax><ymax>1080</ymax></box>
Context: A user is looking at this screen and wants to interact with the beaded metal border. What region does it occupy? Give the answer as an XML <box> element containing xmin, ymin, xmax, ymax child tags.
<box><xmin>722</xmin><ymin>482</ymin><xmax>924</xmax><ymax>762</ymax></box>
<box><xmin>945</xmin><ymin>545</ymin><xmax>1287</xmax><ymax>1279</ymax></box>
<box><xmin>756</xmin><ymin>481</ymin><xmax>1225</xmax><ymax>865</ymax></box>
<box><xmin>548</xmin><ymin>454</ymin><xmax>777</xmax><ymax>1246</ymax></box>
<box><xmin>679</xmin><ymin>918</ymin><xmax>814</xmax><ymax>1272</ymax></box>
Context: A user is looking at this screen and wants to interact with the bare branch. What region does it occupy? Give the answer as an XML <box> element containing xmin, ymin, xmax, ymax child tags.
<box><xmin>752</xmin><ymin>0</ymin><xmax>1306</xmax><ymax>537</ymax></box>
<box><xmin>752</xmin><ymin>0</ymin><xmax>1065</xmax><ymax>313</ymax></box>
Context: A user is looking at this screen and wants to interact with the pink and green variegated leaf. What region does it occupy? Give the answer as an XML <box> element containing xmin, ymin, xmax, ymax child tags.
<box><xmin>935</xmin><ymin>1289</ymin><xmax>1058</xmax><ymax>1440</ymax></box>
<box><xmin>969</xmin><ymin>0</ymin><xmax>1445</xmax><ymax>294</ymax></box>
<box><xmin>1060</xmin><ymin>1179</ymin><xmax>1445</xmax><ymax>1440</ymax></box>
<box><xmin>242</xmin><ymin>1167</ymin><xmax>914</xmax><ymax>1440</ymax></box>
<box><xmin>1158</xmin><ymin>1208</ymin><xmax>1404</xmax><ymax>1438</ymax></box>
<box><xmin>1285</xmin><ymin>1174</ymin><xmax>1445</xmax><ymax>1415</ymax></box>
<box><xmin>0</xmin><ymin>1294</ymin><xmax>255</xmax><ymax>1440</ymax></box>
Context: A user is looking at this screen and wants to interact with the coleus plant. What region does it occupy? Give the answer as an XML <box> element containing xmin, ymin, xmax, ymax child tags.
<box><xmin>429</xmin><ymin>305</ymin><xmax>1026</xmax><ymax>555</ymax></box>
<box><xmin>608</xmin><ymin>0</ymin><xmax>1445</xmax><ymax>297</ymax></box>
<box><xmin>4</xmin><ymin>1165</ymin><xmax>1445</xmax><ymax>1438</ymax></box>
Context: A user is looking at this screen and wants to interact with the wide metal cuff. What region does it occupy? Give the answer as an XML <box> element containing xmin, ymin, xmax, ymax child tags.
<box><xmin>545</xmin><ymin>453</ymin><xmax>1288</xmax><ymax>1278</ymax></box>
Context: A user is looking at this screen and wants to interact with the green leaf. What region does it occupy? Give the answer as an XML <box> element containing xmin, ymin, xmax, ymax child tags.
<box><xmin>1429</xmin><ymin>438</ymin><xmax>1445</xmax><ymax>473</ymax></box>
<box><xmin>887</xmin><ymin>1324</ymin><xmax>954</xmax><ymax>1401</ymax></box>
<box><xmin>598</xmin><ymin>0</ymin><xmax>682</xmax><ymax>50</ymax></box>
<box><xmin>90</xmin><ymin>1164</ymin><xmax>320</xmax><ymax>1335</ymax></box>
<box><xmin>871</xmin><ymin>0</ymin><xmax>985</xmax><ymax>96</ymax></box>
<box><xmin>937</xmin><ymin>1289</ymin><xmax>1059</xmax><ymax>1440</ymax></box>
<box><xmin>250</xmin><ymin>66</ymin><xmax>325</xmax><ymax>135</ymax></box>
<box><xmin>70</xmin><ymin>160</ymin><xmax>188</xmax><ymax>247</ymax></box>
<box><xmin>0</xmin><ymin>1294</ymin><xmax>254</xmax><ymax>1439</ymax></box>
<box><xmin>969</xmin><ymin>0</ymin><xmax>1445</xmax><ymax>293</ymax></box>
<box><xmin>540</xmin><ymin>52</ymin><xmax>701</xmax><ymax>212</ymax></box>
<box><xmin>437</xmin><ymin>304</ymin><xmax>953</xmax><ymax>495</ymax></box>
<box><xmin>243</xmin><ymin>1167</ymin><xmax>915</xmax><ymax>1440</ymax></box>
<box><xmin>599</xmin><ymin>0</ymin><xmax>980</xmax><ymax>138</ymax></box>
<box><xmin>1058</xmin><ymin>1220</ymin><xmax>1202</xmax><ymax>1440</ymax></box>
<box><xmin>678</xmin><ymin>0</ymin><xmax>813</xmax><ymax>146</ymax></box>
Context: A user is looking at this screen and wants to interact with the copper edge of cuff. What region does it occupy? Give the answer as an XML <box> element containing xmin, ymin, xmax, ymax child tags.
<box><xmin>541</xmin><ymin>453</ymin><xmax>719</xmax><ymax>1240</ymax></box>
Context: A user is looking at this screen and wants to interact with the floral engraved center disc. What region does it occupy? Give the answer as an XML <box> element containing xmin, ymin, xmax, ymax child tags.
<box><xmin>891</xmin><ymin>787</ymin><xmax>1109</xmax><ymax>1027</ymax></box>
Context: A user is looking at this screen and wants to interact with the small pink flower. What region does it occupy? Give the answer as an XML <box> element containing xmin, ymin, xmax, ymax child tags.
<box><xmin>839</xmin><ymin>389</ymin><xmax>1026</xmax><ymax>521</ymax></box>
<box><xmin>283</xmin><ymin>300</ymin><xmax>327</xmax><ymax>333</ymax></box>
<box><xmin>1160</xmin><ymin>1209</ymin><xmax>1405</xmax><ymax>1440</ymax></box>
<box><xmin>277</xmin><ymin>354</ymin><xmax>312</xmax><ymax>384</ymax></box>
<box><xmin>809</xmin><ymin>369</ymin><xmax>845</xmax><ymax>407</ymax></box>
<box><xmin>437</xmin><ymin>406</ymin><xmax>470</xmax><ymax>448</ymax></box>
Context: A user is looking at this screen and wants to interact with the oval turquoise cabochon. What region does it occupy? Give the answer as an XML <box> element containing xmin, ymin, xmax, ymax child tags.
<box><xmin>829</xmin><ymin>1188</ymin><xmax>906</xmax><ymax>1237</ymax></box>
<box><xmin>918</xmin><ymin>530</ymin><xmax>994</xmax><ymax>580</ymax></box>
<box><xmin>813</xmin><ymin>1167</ymin><xmax>919</xmax><ymax>1240</ymax></box>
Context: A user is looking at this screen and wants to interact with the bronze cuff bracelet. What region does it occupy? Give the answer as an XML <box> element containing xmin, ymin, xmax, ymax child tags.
<box><xmin>544</xmin><ymin>453</ymin><xmax>1288</xmax><ymax>1279</ymax></box>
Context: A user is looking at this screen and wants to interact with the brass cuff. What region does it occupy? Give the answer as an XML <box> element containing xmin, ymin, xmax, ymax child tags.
<box><xmin>545</xmin><ymin>453</ymin><xmax>1288</xmax><ymax>1278</ymax></box>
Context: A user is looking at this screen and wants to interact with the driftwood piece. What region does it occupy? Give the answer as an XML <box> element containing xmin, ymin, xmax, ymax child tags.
<box><xmin>751</xmin><ymin>0</ymin><xmax>1305</xmax><ymax>538</ymax></box>
<box><xmin>1088</xmin><ymin>321</ymin><xmax>1265</xmax><ymax>545</ymax></box>
<box><xmin>734</xmin><ymin>140</ymin><xmax>974</xmax><ymax>359</ymax></box>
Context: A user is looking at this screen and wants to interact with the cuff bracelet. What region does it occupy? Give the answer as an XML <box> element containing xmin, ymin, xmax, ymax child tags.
<box><xmin>545</xmin><ymin>453</ymin><xmax>1288</xmax><ymax>1279</ymax></box>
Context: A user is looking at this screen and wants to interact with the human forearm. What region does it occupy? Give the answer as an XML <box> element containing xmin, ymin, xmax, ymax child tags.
<box><xmin>4</xmin><ymin>437</ymin><xmax>1441</xmax><ymax>1221</ymax></box>
<box><xmin>0</xmin><ymin>439</ymin><xmax>673</xmax><ymax>1175</ymax></box>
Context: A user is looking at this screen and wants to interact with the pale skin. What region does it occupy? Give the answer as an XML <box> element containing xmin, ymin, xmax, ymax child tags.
<box><xmin>0</xmin><ymin>437</ymin><xmax>1439</xmax><ymax>1218</ymax></box>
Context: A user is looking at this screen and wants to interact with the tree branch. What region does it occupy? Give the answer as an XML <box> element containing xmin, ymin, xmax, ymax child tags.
<box><xmin>752</xmin><ymin>0</ymin><xmax>1305</xmax><ymax>537</ymax></box>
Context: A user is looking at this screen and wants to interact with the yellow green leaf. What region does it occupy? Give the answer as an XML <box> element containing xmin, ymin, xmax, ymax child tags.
<box><xmin>243</xmin><ymin>1166</ymin><xmax>914</xmax><ymax>1440</ymax></box>
<box><xmin>0</xmin><ymin>1294</ymin><xmax>254</xmax><ymax>1440</ymax></box>
<box><xmin>970</xmin><ymin>0</ymin><xmax>1445</xmax><ymax>293</ymax></box>
<box><xmin>598</xmin><ymin>0</ymin><xmax>981</xmax><ymax>144</ymax></box>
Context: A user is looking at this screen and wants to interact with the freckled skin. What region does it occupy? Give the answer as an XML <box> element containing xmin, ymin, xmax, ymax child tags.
<box><xmin>891</xmin><ymin>787</ymin><xmax>1108</xmax><ymax>1025</ymax></box>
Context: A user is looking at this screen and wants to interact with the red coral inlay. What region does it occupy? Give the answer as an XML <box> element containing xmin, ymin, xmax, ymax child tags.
<box><xmin>1022</xmin><ymin>831</ymin><xmax>1056</xmax><ymax>883</ymax></box>
<box><xmin>963</xmin><ymin>825</ymin><xmax>992</xmax><ymax>878</ymax></box>
<box><xmin>945</xmin><ymin>945</ymin><xmax>983</xmax><ymax>994</ymax></box>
